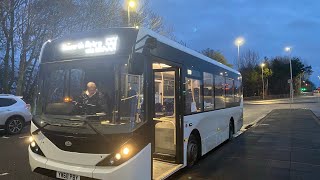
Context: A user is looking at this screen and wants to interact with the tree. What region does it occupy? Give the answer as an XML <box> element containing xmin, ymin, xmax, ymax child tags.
<box><xmin>263</xmin><ymin>67</ymin><xmax>273</xmax><ymax>96</ymax></box>
<box><xmin>0</xmin><ymin>0</ymin><xmax>17</xmax><ymax>93</ymax></box>
<box><xmin>238</xmin><ymin>50</ymin><xmax>260</xmax><ymax>97</ymax></box>
<box><xmin>127</xmin><ymin>0</ymin><xmax>175</xmax><ymax>39</ymax></box>
<box><xmin>239</xmin><ymin>50</ymin><xmax>259</xmax><ymax>69</ymax></box>
<box><xmin>268</xmin><ymin>56</ymin><xmax>312</xmax><ymax>95</ymax></box>
<box><xmin>201</xmin><ymin>48</ymin><xmax>232</xmax><ymax>67</ymax></box>
<box><xmin>0</xmin><ymin>0</ymin><xmax>174</xmax><ymax>101</ymax></box>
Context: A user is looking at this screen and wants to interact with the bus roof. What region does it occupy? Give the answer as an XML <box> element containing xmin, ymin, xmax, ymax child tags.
<box><xmin>137</xmin><ymin>27</ymin><xmax>240</xmax><ymax>75</ymax></box>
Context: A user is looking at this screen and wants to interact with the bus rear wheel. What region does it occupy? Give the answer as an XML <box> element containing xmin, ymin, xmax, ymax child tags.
<box><xmin>187</xmin><ymin>134</ymin><xmax>199</xmax><ymax>167</ymax></box>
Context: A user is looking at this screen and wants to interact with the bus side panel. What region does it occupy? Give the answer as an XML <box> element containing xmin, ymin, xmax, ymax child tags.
<box><xmin>183</xmin><ymin>106</ymin><xmax>243</xmax><ymax>164</ymax></box>
<box><xmin>215</xmin><ymin>106</ymin><xmax>243</xmax><ymax>144</ymax></box>
<box><xmin>236</xmin><ymin>100</ymin><xmax>244</xmax><ymax>132</ymax></box>
<box><xmin>184</xmin><ymin>113</ymin><xmax>219</xmax><ymax>158</ymax></box>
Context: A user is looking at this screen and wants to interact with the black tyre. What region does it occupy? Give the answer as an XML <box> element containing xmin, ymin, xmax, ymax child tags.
<box><xmin>187</xmin><ymin>134</ymin><xmax>200</xmax><ymax>167</ymax></box>
<box><xmin>229</xmin><ymin>121</ymin><xmax>234</xmax><ymax>140</ymax></box>
<box><xmin>6</xmin><ymin>117</ymin><xmax>24</xmax><ymax>135</ymax></box>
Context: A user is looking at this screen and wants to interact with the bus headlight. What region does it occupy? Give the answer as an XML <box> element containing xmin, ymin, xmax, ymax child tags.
<box><xmin>97</xmin><ymin>144</ymin><xmax>136</xmax><ymax>166</ymax></box>
<box><xmin>29</xmin><ymin>136</ymin><xmax>45</xmax><ymax>157</ymax></box>
<box><xmin>29</xmin><ymin>136</ymin><xmax>34</xmax><ymax>143</ymax></box>
<box><xmin>115</xmin><ymin>153</ymin><xmax>121</xmax><ymax>160</ymax></box>
<box><xmin>31</xmin><ymin>141</ymin><xmax>36</xmax><ymax>148</ymax></box>
<box><xmin>122</xmin><ymin>147</ymin><xmax>130</xmax><ymax>155</ymax></box>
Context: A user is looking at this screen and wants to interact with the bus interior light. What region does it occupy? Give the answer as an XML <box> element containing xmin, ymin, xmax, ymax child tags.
<box><xmin>64</xmin><ymin>97</ymin><xmax>73</xmax><ymax>103</ymax></box>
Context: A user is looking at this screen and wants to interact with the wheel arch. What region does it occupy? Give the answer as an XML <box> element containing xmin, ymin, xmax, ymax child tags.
<box><xmin>190</xmin><ymin>128</ymin><xmax>202</xmax><ymax>157</ymax></box>
<box><xmin>6</xmin><ymin>114</ymin><xmax>26</xmax><ymax>125</ymax></box>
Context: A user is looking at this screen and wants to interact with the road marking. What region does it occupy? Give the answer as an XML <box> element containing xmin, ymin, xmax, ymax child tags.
<box><xmin>234</xmin><ymin>131</ymin><xmax>243</xmax><ymax>137</ymax></box>
<box><xmin>258</xmin><ymin>124</ymin><xmax>270</xmax><ymax>126</ymax></box>
<box><xmin>0</xmin><ymin>172</ymin><xmax>9</xmax><ymax>176</ymax></box>
<box><xmin>310</xmin><ymin>110</ymin><xmax>320</xmax><ymax>126</ymax></box>
<box><xmin>1</xmin><ymin>136</ymin><xmax>9</xmax><ymax>139</ymax></box>
<box><xmin>19</xmin><ymin>136</ymin><xmax>30</xmax><ymax>139</ymax></box>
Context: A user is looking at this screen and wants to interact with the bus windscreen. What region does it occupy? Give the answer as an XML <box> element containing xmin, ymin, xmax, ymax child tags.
<box><xmin>34</xmin><ymin>59</ymin><xmax>145</xmax><ymax>134</ymax></box>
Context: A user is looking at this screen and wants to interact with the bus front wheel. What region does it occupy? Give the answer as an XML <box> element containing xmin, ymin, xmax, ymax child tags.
<box><xmin>187</xmin><ymin>134</ymin><xmax>200</xmax><ymax>167</ymax></box>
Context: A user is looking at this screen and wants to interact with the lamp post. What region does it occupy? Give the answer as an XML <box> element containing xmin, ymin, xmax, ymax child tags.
<box><xmin>234</xmin><ymin>37</ymin><xmax>245</xmax><ymax>69</ymax></box>
<box><xmin>261</xmin><ymin>63</ymin><xmax>265</xmax><ymax>99</ymax></box>
<box><xmin>127</xmin><ymin>0</ymin><xmax>136</xmax><ymax>26</ymax></box>
<box><xmin>317</xmin><ymin>76</ymin><xmax>320</xmax><ymax>103</ymax></box>
<box><xmin>318</xmin><ymin>76</ymin><xmax>320</xmax><ymax>101</ymax></box>
<box><xmin>285</xmin><ymin>46</ymin><xmax>293</xmax><ymax>105</ymax></box>
<box><xmin>299</xmin><ymin>71</ymin><xmax>304</xmax><ymax>95</ymax></box>
<box><xmin>317</xmin><ymin>76</ymin><xmax>320</xmax><ymax>92</ymax></box>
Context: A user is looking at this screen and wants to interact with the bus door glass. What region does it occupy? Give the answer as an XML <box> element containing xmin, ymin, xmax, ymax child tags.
<box><xmin>152</xmin><ymin>62</ymin><xmax>180</xmax><ymax>161</ymax></box>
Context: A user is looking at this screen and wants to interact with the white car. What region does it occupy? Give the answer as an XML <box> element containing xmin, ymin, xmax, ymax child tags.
<box><xmin>0</xmin><ymin>94</ymin><xmax>32</xmax><ymax>135</ymax></box>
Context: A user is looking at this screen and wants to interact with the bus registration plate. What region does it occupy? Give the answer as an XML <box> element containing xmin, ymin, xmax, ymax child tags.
<box><xmin>56</xmin><ymin>171</ymin><xmax>80</xmax><ymax>180</ymax></box>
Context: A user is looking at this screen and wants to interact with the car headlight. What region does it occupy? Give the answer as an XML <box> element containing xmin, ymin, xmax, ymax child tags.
<box><xmin>29</xmin><ymin>136</ymin><xmax>45</xmax><ymax>157</ymax></box>
<box><xmin>96</xmin><ymin>144</ymin><xmax>136</xmax><ymax>166</ymax></box>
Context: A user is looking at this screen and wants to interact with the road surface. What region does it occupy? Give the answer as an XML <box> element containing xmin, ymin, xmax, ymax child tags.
<box><xmin>243</xmin><ymin>95</ymin><xmax>320</xmax><ymax>127</ymax></box>
<box><xmin>0</xmin><ymin>95</ymin><xmax>319</xmax><ymax>179</ymax></box>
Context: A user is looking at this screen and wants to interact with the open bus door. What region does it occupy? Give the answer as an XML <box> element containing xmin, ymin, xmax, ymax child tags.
<box><xmin>129</xmin><ymin>37</ymin><xmax>183</xmax><ymax>179</ymax></box>
<box><xmin>152</xmin><ymin>61</ymin><xmax>184</xmax><ymax>180</ymax></box>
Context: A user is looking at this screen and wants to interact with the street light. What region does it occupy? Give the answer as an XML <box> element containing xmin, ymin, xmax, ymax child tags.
<box><xmin>127</xmin><ymin>0</ymin><xmax>136</xmax><ymax>26</ymax></box>
<box><xmin>285</xmin><ymin>46</ymin><xmax>293</xmax><ymax>105</ymax></box>
<box><xmin>234</xmin><ymin>37</ymin><xmax>245</xmax><ymax>69</ymax></box>
<box><xmin>261</xmin><ymin>63</ymin><xmax>265</xmax><ymax>99</ymax></box>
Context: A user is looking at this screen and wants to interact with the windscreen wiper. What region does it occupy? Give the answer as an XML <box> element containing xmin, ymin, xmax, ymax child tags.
<box><xmin>32</xmin><ymin>116</ymin><xmax>105</xmax><ymax>139</ymax></box>
<box><xmin>81</xmin><ymin>119</ymin><xmax>106</xmax><ymax>139</ymax></box>
<box><xmin>32</xmin><ymin>117</ymin><xmax>83</xmax><ymax>135</ymax></box>
<box><xmin>32</xmin><ymin>119</ymin><xmax>50</xmax><ymax>135</ymax></box>
<box><xmin>49</xmin><ymin>116</ymin><xmax>106</xmax><ymax>139</ymax></box>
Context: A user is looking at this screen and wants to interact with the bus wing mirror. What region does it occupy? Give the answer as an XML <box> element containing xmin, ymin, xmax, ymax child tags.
<box><xmin>128</xmin><ymin>53</ymin><xmax>145</xmax><ymax>75</ymax></box>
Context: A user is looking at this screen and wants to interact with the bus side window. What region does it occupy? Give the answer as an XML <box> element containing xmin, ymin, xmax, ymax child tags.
<box><xmin>225</xmin><ymin>78</ymin><xmax>235</xmax><ymax>107</ymax></box>
<box><xmin>185</xmin><ymin>78</ymin><xmax>202</xmax><ymax>114</ymax></box>
<box><xmin>215</xmin><ymin>75</ymin><xmax>226</xmax><ymax>109</ymax></box>
<box><xmin>234</xmin><ymin>79</ymin><xmax>241</xmax><ymax>104</ymax></box>
<box><xmin>203</xmin><ymin>72</ymin><xmax>214</xmax><ymax>111</ymax></box>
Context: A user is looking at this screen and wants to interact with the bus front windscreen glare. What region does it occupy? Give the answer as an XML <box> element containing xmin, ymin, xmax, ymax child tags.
<box><xmin>34</xmin><ymin>59</ymin><xmax>145</xmax><ymax>135</ymax></box>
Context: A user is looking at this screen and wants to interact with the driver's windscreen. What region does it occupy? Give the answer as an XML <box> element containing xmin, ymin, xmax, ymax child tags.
<box><xmin>39</xmin><ymin>60</ymin><xmax>144</xmax><ymax>132</ymax></box>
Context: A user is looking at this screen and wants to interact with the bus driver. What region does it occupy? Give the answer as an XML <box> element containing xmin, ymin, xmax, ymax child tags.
<box><xmin>76</xmin><ymin>82</ymin><xmax>106</xmax><ymax>115</ymax></box>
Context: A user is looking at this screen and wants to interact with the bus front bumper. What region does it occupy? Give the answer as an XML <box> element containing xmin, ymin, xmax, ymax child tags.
<box><xmin>29</xmin><ymin>144</ymin><xmax>151</xmax><ymax>180</ymax></box>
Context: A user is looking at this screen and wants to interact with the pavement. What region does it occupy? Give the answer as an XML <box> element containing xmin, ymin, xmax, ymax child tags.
<box><xmin>171</xmin><ymin>109</ymin><xmax>320</xmax><ymax>180</ymax></box>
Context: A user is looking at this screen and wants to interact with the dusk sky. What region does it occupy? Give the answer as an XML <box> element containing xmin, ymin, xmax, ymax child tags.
<box><xmin>150</xmin><ymin>0</ymin><xmax>320</xmax><ymax>85</ymax></box>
